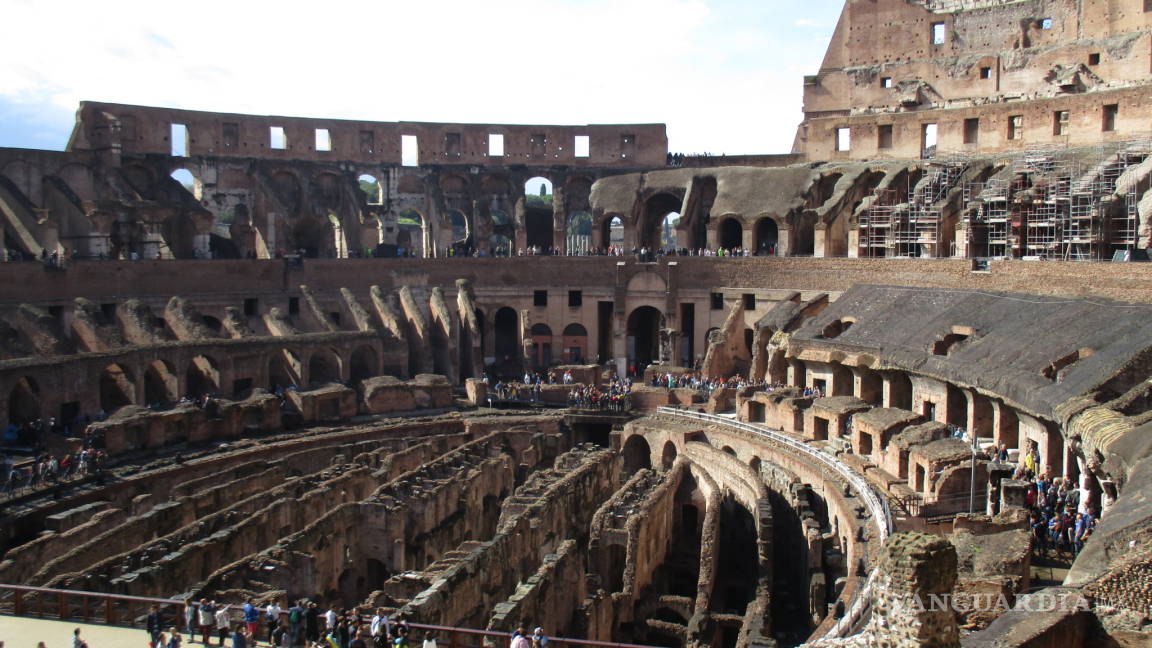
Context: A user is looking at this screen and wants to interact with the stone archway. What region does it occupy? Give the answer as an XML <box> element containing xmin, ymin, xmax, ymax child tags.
<box><xmin>622</xmin><ymin>434</ymin><xmax>652</xmax><ymax>477</ymax></box>
<box><xmin>99</xmin><ymin>364</ymin><xmax>135</xmax><ymax>413</ymax></box>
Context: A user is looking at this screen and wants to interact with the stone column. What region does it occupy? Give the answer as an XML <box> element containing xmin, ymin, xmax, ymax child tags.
<box><xmin>552</xmin><ymin>184</ymin><xmax>568</xmax><ymax>254</ymax></box>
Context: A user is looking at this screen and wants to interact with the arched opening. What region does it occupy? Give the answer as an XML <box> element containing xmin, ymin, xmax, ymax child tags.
<box><xmin>268</xmin><ymin>349</ymin><xmax>303</xmax><ymax>391</ymax></box>
<box><xmin>144</xmin><ymin>360</ymin><xmax>178</xmax><ymax>407</ymax></box>
<box><xmin>99</xmin><ymin>364</ymin><xmax>135</xmax><ymax>413</ymax></box>
<box><xmin>946</xmin><ymin>383</ymin><xmax>967</xmax><ymax>429</ymax></box>
<box><xmin>888</xmin><ymin>372</ymin><xmax>913</xmax><ymax>410</ymax></box>
<box><xmin>525</xmin><ymin>177</ymin><xmax>553</xmax><ymax>251</ymax></box>
<box><xmin>567</xmin><ymin>210</ymin><xmax>592</xmax><ymax>254</ymax></box>
<box><xmin>562</xmin><ymin>323</ymin><xmax>589</xmax><ymax>364</ymax></box>
<box><xmin>308</xmin><ymin>349</ymin><xmax>342</xmax><ymax>386</ymax></box>
<box><xmin>530</xmin><ymin>323</ymin><xmax>553</xmax><ymax>369</ymax></box>
<box><xmin>627</xmin><ymin>306</ymin><xmax>664</xmax><ymax>376</ymax></box>
<box><xmin>186</xmin><ymin>355</ymin><xmax>220</xmax><ymax>398</ymax></box>
<box><xmin>396</xmin><ymin>209</ymin><xmax>426</xmax><ymax>258</ymax></box>
<box><xmin>446</xmin><ymin>209</ymin><xmax>470</xmax><ymax>253</ymax></box>
<box><xmin>350</xmin><ymin>346</ymin><xmax>379</xmax><ymax>383</ymax></box>
<box><xmin>622</xmin><ymin>434</ymin><xmax>652</xmax><ymax>477</ymax></box>
<box><xmin>642</xmin><ymin>193</ymin><xmax>683</xmax><ymax>249</ymax></box>
<box><xmin>661</xmin><ymin>212</ymin><xmax>680</xmax><ymax>250</ymax></box>
<box><xmin>712</xmin><ymin>496</ymin><xmax>759</xmax><ymax>615</ymax></box>
<box><xmin>661</xmin><ymin>440</ymin><xmax>678</xmax><ymax>470</ymax></box>
<box><xmin>755</xmin><ymin>217</ymin><xmax>779</xmax><ymax>256</ymax></box>
<box><xmin>493</xmin><ymin>307</ymin><xmax>520</xmax><ymax>377</ymax></box>
<box><xmin>327</xmin><ymin>212</ymin><xmax>348</xmax><ymax>258</ymax></box>
<box><xmin>7</xmin><ymin>376</ymin><xmax>40</xmax><ymax>427</ymax></box>
<box><xmin>170</xmin><ymin>168</ymin><xmax>201</xmax><ymax>201</ymax></box>
<box><xmin>722</xmin><ymin>445</ymin><xmax>737</xmax><ymax>457</ymax></box>
<box><xmin>719</xmin><ymin>217</ymin><xmax>743</xmax><ymax>250</ymax></box>
<box><xmin>749</xmin><ymin>456</ymin><xmax>762</xmax><ymax>474</ymax></box>
<box><xmin>358</xmin><ymin>174</ymin><xmax>382</xmax><ymax>204</ymax></box>
<box><xmin>490</xmin><ymin>208</ymin><xmax>512</xmax><ymax>257</ymax></box>
<box><xmin>601</xmin><ymin>216</ymin><xmax>624</xmax><ymax>250</ymax></box>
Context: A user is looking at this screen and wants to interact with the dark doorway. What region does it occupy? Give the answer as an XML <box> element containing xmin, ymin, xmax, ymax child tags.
<box><xmin>622</xmin><ymin>434</ymin><xmax>652</xmax><ymax>476</ymax></box>
<box><xmin>350</xmin><ymin>346</ymin><xmax>378</xmax><ymax>383</ymax></box>
<box><xmin>627</xmin><ymin>306</ymin><xmax>663</xmax><ymax>375</ymax></box>
<box><xmin>719</xmin><ymin>218</ymin><xmax>743</xmax><ymax>250</ymax></box>
<box><xmin>7</xmin><ymin>376</ymin><xmax>41</xmax><ymax>427</ymax></box>
<box><xmin>712</xmin><ymin>497</ymin><xmax>758</xmax><ymax>615</ymax></box>
<box><xmin>679</xmin><ymin>302</ymin><xmax>695</xmax><ymax>367</ymax></box>
<box><xmin>493</xmin><ymin>307</ymin><xmax>520</xmax><ymax>377</ymax></box>
<box><xmin>598</xmin><ymin>301</ymin><xmax>614</xmax><ymax>363</ymax></box>
<box><xmin>755</xmin><ymin>218</ymin><xmax>779</xmax><ymax>255</ymax></box>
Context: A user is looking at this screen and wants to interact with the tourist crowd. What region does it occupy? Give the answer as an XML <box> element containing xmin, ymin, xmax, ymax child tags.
<box><xmin>646</xmin><ymin>371</ymin><xmax>824</xmax><ymax>399</ymax></box>
<box><xmin>133</xmin><ymin>599</ymin><xmax>553</xmax><ymax>648</ymax></box>
<box><xmin>1001</xmin><ymin>444</ymin><xmax>1100</xmax><ymax>559</ymax></box>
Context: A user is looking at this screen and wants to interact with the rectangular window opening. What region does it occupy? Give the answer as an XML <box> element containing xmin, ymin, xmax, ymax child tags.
<box><xmin>963</xmin><ymin>118</ymin><xmax>980</xmax><ymax>145</ymax></box>
<box><xmin>288</xmin><ymin>297</ymin><xmax>300</xmax><ymax>316</ymax></box>
<box><xmin>270</xmin><ymin>126</ymin><xmax>287</xmax><ymax>150</ymax></box>
<box><xmin>1053</xmin><ymin>110</ymin><xmax>1070</xmax><ymax>136</ymax></box>
<box><xmin>488</xmin><ymin>133</ymin><xmax>504</xmax><ymax>157</ymax></box>
<box><xmin>401</xmin><ymin>135</ymin><xmax>419</xmax><ymax>167</ymax></box>
<box><xmin>836</xmin><ymin>127</ymin><xmax>851</xmax><ymax>152</ymax></box>
<box><xmin>980</xmin><ymin>66</ymin><xmax>992</xmax><ymax>79</ymax></box>
<box><xmin>1088</xmin><ymin>52</ymin><xmax>1101</xmax><ymax>66</ymax></box>
<box><xmin>931</xmin><ymin>22</ymin><xmax>946</xmax><ymax>45</ymax></box>
<box><xmin>877</xmin><ymin>124</ymin><xmax>893</xmax><ymax>149</ymax></box>
<box><xmin>171</xmin><ymin>123</ymin><xmax>188</xmax><ymax>157</ymax></box>
<box><xmin>1103</xmin><ymin>104</ymin><xmax>1118</xmax><ymax>132</ymax></box>
<box><xmin>244</xmin><ymin>298</ymin><xmax>259</xmax><ymax>317</ymax></box>
<box><xmin>574</xmin><ymin>135</ymin><xmax>590</xmax><ymax>158</ymax></box>
<box><xmin>569</xmin><ymin>290</ymin><xmax>582</xmax><ymax>307</ymax></box>
<box><xmin>710</xmin><ymin>292</ymin><xmax>724</xmax><ymax>310</ymax></box>
<box><xmin>1008</xmin><ymin>115</ymin><xmax>1023</xmax><ymax>141</ymax></box>
<box><xmin>1040</xmin><ymin>17</ymin><xmax>1053</xmax><ymax>29</ymax></box>
<box><xmin>922</xmin><ymin>123</ymin><xmax>938</xmax><ymax>158</ymax></box>
<box><xmin>742</xmin><ymin>294</ymin><xmax>756</xmax><ymax>310</ymax></box>
<box><xmin>315</xmin><ymin>128</ymin><xmax>331</xmax><ymax>152</ymax></box>
<box><xmin>534</xmin><ymin>290</ymin><xmax>548</xmax><ymax>307</ymax></box>
<box><xmin>881</xmin><ymin>77</ymin><xmax>892</xmax><ymax>88</ymax></box>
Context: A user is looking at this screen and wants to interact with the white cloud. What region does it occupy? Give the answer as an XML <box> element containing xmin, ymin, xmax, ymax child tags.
<box><xmin>0</xmin><ymin>0</ymin><xmax>840</xmax><ymax>154</ymax></box>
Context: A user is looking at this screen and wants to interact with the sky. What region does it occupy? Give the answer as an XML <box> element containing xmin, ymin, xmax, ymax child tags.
<box><xmin>0</xmin><ymin>0</ymin><xmax>843</xmax><ymax>156</ymax></box>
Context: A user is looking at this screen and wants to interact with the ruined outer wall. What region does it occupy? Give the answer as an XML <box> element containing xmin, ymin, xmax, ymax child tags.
<box><xmin>70</xmin><ymin>102</ymin><xmax>668</xmax><ymax>168</ymax></box>
<box><xmin>7</xmin><ymin>257</ymin><xmax>1152</xmax><ymax>305</ymax></box>
<box><xmin>797</xmin><ymin>0</ymin><xmax>1152</xmax><ymax>159</ymax></box>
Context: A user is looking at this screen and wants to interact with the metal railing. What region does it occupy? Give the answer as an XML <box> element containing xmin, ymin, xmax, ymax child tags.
<box><xmin>655</xmin><ymin>407</ymin><xmax>894</xmax><ymax>639</ymax></box>
<box><xmin>0</xmin><ymin>584</ymin><xmax>661</xmax><ymax>648</ymax></box>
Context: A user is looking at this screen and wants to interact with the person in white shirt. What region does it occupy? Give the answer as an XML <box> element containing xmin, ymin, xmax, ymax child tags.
<box><xmin>215</xmin><ymin>605</ymin><xmax>231</xmax><ymax>646</ymax></box>
<box><xmin>324</xmin><ymin>605</ymin><xmax>338</xmax><ymax>635</ymax></box>
<box><xmin>371</xmin><ymin>608</ymin><xmax>389</xmax><ymax>639</ymax></box>
<box><xmin>265</xmin><ymin>599</ymin><xmax>282</xmax><ymax>642</ymax></box>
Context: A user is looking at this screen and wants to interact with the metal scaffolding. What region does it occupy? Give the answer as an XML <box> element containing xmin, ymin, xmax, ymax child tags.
<box><xmin>860</xmin><ymin>189</ymin><xmax>898</xmax><ymax>258</ymax></box>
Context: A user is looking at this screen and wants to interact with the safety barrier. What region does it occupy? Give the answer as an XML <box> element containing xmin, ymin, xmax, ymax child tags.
<box><xmin>0</xmin><ymin>583</ymin><xmax>660</xmax><ymax>648</ymax></box>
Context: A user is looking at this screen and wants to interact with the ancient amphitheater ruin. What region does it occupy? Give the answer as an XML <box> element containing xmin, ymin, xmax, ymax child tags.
<box><xmin>3</xmin><ymin>1</ymin><xmax>1152</xmax><ymax>647</ymax></box>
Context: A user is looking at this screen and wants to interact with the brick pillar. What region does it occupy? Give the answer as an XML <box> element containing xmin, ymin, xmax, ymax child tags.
<box><xmin>552</xmin><ymin>185</ymin><xmax>567</xmax><ymax>254</ymax></box>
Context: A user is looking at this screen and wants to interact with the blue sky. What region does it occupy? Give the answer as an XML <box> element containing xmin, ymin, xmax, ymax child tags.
<box><xmin>0</xmin><ymin>0</ymin><xmax>843</xmax><ymax>155</ymax></box>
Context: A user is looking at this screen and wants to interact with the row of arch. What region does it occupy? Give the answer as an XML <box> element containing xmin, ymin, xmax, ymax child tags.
<box><xmin>602</xmin><ymin>191</ymin><xmax>782</xmax><ymax>254</ymax></box>
<box><xmin>5</xmin><ymin>344</ymin><xmax>381</xmax><ymax>427</ymax></box>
